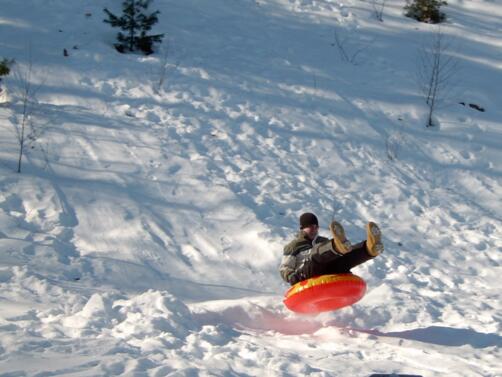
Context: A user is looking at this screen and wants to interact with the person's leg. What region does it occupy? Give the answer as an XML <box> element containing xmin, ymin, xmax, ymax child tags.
<box><xmin>321</xmin><ymin>241</ymin><xmax>374</xmax><ymax>274</ymax></box>
<box><xmin>296</xmin><ymin>222</ymin><xmax>384</xmax><ymax>279</ymax></box>
<box><xmin>299</xmin><ymin>239</ymin><xmax>370</xmax><ymax>278</ymax></box>
<box><xmin>296</xmin><ymin>239</ymin><xmax>342</xmax><ymax>280</ymax></box>
<box><xmin>321</xmin><ymin>222</ymin><xmax>384</xmax><ymax>274</ymax></box>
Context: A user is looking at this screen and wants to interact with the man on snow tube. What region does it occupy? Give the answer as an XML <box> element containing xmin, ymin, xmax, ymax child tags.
<box><xmin>279</xmin><ymin>213</ymin><xmax>384</xmax><ymax>313</ymax></box>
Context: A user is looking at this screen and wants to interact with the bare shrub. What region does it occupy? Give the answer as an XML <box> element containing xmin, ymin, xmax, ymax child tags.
<box><xmin>417</xmin><ymin>27</ymin><xmax>459</xmax><ymax>127</ymax></box>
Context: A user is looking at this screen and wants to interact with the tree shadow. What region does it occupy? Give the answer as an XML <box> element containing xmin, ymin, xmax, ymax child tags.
<box><xmin>354</xmin><ymin>325</ymin><xmax>502</xmax><ymax>349</ymax></box>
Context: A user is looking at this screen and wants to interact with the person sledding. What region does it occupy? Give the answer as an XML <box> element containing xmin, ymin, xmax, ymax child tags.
<box><xmin>279</xmin><ymin>212</ymin><xmax>384</xmax><ymax>285</ymax></box>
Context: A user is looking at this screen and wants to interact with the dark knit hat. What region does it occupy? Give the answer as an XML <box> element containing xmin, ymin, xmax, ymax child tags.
<box><xmin>299</xmin><ymin>212</ymin><xmax>318</xmax><ymax>229</ymax></box>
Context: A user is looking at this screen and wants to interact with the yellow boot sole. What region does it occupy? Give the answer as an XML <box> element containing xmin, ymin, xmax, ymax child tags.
<box><xmin>366</xmin><ymin>222</ymin><xmax>384</xmax><ymax>257</ymax></box>
<box><xmin>329</xmin><ymin>221</ymin><xmax>352</xmax><ymax>254</ymax></box>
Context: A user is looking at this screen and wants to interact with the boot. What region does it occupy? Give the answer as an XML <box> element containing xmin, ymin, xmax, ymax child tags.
<box><xmin>366</xmin><ymin>222</ymin><xmax>384</xmax><ymax>257</ymax></box>
<box><xmin>329</xmin><ymin>220</ymin><xmax>352</xmax><ymax>254</ymax></box>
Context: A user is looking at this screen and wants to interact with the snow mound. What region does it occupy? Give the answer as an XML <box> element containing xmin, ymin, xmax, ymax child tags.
<box><xmin>109</xmin><ymin>290</ymin><xmax>194</xmax><ymax>350</ymax></box>
<box><xmin>62</xmin><ymin>293</ymin><xmax>116</xmax><ymax>337</ymax></box>
<box><xmin>59</xmin><ymin>290</ymin><xmax>194</xmax><ymax>350</ymax></box>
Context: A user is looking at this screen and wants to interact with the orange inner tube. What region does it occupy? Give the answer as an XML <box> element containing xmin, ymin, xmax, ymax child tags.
<box><xmin>283</xmin><ymin>273</ymin><xmax>366</xmax><ymax>314</ymax></box>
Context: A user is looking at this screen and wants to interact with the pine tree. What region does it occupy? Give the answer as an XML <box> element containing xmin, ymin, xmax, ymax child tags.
<box><xmin>404</xmin><ymin>0</ymin><xmax>447</xmax><ymax>24</ymax></box>
<box><xmin>104</xmin><ymin>0</ymin><xmax>164</xmax><ymax>55</ymax></box>
<box><xmin>0</xmin><ymin>58</ymin><xmax>13</xmax><ymax>77</ymax></box>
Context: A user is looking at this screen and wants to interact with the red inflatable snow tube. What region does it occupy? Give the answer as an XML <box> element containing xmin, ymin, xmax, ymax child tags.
<box><xmin>283</xmin><ymin>273</ymin><xmax>366</xmax><ymax>314</ymax></box>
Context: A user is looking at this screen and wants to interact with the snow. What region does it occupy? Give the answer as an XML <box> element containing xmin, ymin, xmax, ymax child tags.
<box><xmin>0</xmin><ymin>0</ymin><xmax>501</xmax><ymax>375</ymax></box>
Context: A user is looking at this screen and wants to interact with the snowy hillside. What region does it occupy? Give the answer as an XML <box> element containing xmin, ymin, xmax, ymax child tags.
<box><xmin>0</xmin><ymin>0</ymin><xmax>501</xmax><ymax>375</ymax></box>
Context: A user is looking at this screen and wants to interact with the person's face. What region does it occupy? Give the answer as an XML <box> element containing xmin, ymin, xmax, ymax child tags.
<box><xmin>302</xmin><ymin>224</ymin><xmax>319</xmax><ymax>240</ymax></box>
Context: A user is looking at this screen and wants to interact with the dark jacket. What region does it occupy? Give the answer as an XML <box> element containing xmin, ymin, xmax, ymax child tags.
<box><xmin>279</xmin><ymin>231</ymin><xmax>331</xmax><ymax>285</ymax></box>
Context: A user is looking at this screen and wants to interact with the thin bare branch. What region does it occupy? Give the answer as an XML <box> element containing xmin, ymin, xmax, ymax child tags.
<box><xmin>416</xmin><ymin>26</ymin><xmax>460</xmax><ymax>127</ymax></box>
<box><xmin>10</xmin><ymin>48</ymin><xmax>46</xmax><ymax>173</ymax></box>
<box><xmin>332</xmin><ymin>25</ymin><xmax>373</xmax><ymax>65</ymax></box>
<box><xmin>372</xmin><ymin>0</ymin><xmax>387</xmax><ymax>22</ymax></box>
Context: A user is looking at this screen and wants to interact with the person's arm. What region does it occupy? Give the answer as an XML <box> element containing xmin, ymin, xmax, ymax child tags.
<box><xmin>279</xmin><ymin>254</ymin><xmax>300</xmax><ymax>285</ymax></box>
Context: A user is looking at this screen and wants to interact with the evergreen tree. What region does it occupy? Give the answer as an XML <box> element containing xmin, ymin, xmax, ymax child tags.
<box><xmin>404</xmin><ymin>0</ymin><xmax>447</xmax><ymax>24</ymax></box>
<box><xmin>0</xmin><ymin>58</ymin><xmax>13</xmax><ymax>77</ymax></box>
<box><xmin>104</xmin><ymin>0</ymin><xmax>164</xmax><ymax>55</ymax></box>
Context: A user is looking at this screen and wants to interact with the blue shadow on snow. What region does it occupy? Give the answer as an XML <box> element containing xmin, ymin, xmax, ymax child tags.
<box><xmin>362</xmin><ymin>325</ymin><xmax>501</xmax><ymax>349</ymax></box>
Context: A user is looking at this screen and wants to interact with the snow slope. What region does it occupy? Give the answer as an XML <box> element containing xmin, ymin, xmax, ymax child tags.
<box><xmin>0</xmin><ymin>0</ymin><xmax>501</xmax><ymax>375</ymax></box>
